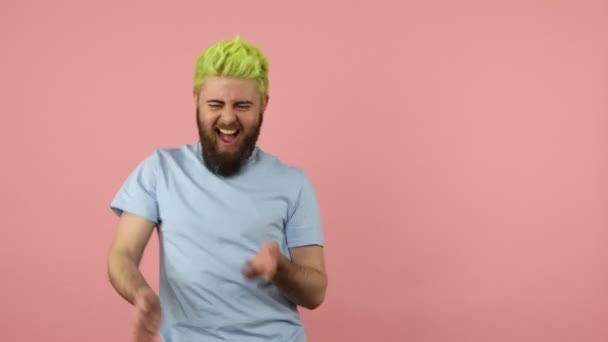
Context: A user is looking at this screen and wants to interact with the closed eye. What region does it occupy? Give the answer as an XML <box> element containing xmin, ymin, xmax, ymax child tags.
<box><xmin>235</xmin><ymin>105</ymin><xmax>252</xmax><ymax>110</ymax></box>
<box><xmin>235</xmin><ymin>101</ymin><xmax>254</xmax><ymax>111</ymax></box>
<box><xmin>206</xmin><ymin>100</ymin><xmax>224</xmax><ymax>110</ymax></box>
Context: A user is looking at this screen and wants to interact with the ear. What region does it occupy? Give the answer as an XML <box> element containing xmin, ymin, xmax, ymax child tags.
<box><xmin>193</xmin><ymin>90</ymin><xmax>199</xmax><ymax>107</ymax></box>
<box><xmin>262</xmin><ymin>95</ymin><xmax>270</xmax><ymax>112</ymax></box>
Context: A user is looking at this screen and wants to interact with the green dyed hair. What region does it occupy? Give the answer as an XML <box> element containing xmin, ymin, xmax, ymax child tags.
<box><xmin>193</xmin><ymin>36</ymin><xmax>270</xmax><ymax>99</ymax></box>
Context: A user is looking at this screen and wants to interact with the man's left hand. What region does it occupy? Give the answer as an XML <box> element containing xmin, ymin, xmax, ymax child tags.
<box><xmin>242</xmin><ymin>241</ymin><xmax>281</xmax><ymax>282</ymax></box>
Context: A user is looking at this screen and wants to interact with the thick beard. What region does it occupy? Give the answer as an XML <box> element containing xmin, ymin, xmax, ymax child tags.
<box><xmin>196</xmin><ymin>107</ymin><xmax>262</xmax><ymax>177</ymax></box>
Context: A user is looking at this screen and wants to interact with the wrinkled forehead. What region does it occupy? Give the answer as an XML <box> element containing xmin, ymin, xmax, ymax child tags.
<box><xmin>199</xmin><ymin>75</ymin><xmax>260</xmax><ymax>102</ymax></box>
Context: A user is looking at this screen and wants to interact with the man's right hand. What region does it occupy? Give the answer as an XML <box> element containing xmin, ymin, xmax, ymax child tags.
<box><xmin>132</xmin><ymin>287</ymin><xmax>162</xmax><ymax>342</ymax></box>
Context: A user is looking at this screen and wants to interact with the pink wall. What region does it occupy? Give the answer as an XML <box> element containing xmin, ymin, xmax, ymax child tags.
<box><xmin>1</xmin><ymin>1</ymin><xmax>606</xmax><ymax>341</ymax></box>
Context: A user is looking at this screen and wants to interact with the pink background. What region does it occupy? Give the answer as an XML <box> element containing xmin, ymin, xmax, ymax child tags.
<box><xmin>1</xmin><ymin>1</ymin><xmax>607</xmax><ymax>341</ymax></box>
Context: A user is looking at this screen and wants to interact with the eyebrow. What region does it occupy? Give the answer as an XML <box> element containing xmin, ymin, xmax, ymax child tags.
<box><xmin>206</xmin><ymin>100</ymin><xmax>254</xmax><ymax>106</ymax></box>
<box><xmin>235</xmin><ymin>101</ymin><xmax>254</xmax><ymax>106</ymax></box>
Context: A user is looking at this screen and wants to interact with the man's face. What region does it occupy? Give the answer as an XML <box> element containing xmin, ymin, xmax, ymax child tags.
<box><xmin>195</xmin><ymin>76</ymin><xmax>267</xmax><ymax>177</ymax></box>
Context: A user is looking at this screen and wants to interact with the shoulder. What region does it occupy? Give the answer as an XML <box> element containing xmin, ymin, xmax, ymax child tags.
<box><xmin>255</xmin><ymin>148</ymin><xmax>310</xmax><ymax>185</ymax></box>
<box><xmin>148</xmin><ymin>142</ymin><xmax>201</xmax><ymax>170</ymax></box>
<box><xmin>253</xmin><ymin>148</ymin><xmax>319</xmax><ymax>208</ymax></box>
<box><xmin>154</xmin><ymin>142</ymin><xmax>198</xmax><ymax>160</ymax></box>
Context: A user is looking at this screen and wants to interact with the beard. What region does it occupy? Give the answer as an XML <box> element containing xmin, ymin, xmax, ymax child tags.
<box><xmin>196</xmin><ymin>107</ymin><xmax>263</xmax><ymax>177</ymax></box>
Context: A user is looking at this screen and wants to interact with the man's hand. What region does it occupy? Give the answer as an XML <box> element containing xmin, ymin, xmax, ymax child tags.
<box><xmin>242</xmin><ymin>241</ymin><xmax>280</xmax><ymax>282</ymax></box>
<box><xmin>132</xmin><ymin>287</ymin><xmax>162</xmax><ymax>342</ymax></box>
<box><xmin>242</xmin><ymin>241</ymin><xmax>327</xmax><ymax>310</ymax></box>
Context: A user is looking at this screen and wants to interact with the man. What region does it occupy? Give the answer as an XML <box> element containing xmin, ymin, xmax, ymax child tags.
<box><xmin>107</xmin><ymin>36</ymin><xmax>327</xmax><ymax>342</ymax></box>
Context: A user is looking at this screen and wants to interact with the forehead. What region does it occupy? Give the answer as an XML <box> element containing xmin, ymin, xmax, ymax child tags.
<box><xmin>199</xmin><ymin>76</ymin><xmax>259</xmax><ymax>101</ymax></box>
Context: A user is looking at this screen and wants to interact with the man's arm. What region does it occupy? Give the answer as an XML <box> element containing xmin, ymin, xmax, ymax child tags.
<box><xmin>273</xmin><ymin>245</ymin><xmax>327</xmax><ymax>310</ymax></box>
<box><xmin>107</xmin><ymin>212</ymin><xmax>157</xmax><ymax>304</ymax></box>
<box><xmin>243</xmin><ymin>242</ymin><xmax>328</xmax><ymax>310</ymax></box>
<box><xmin>242</xmin><ymin>172</ymin><xmax>327</xmax><ymax>309</ymax></box>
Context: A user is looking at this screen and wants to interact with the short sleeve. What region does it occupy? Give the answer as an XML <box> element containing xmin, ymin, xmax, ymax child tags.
<box><xmin>110</xmin><ymin>151</ymin><xmax>160</xmax><ymax>224</ymax></box>
<box><xmin>285</xmin><ymin>171</ymin><xmax>324</xmax><ymax>248</ymax></box>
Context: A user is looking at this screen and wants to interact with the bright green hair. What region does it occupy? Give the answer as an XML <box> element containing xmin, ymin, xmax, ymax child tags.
<box><xmin>193</xmin><ymin>36</ymin><xmax>269</xmax><ymax>98</ymax></box>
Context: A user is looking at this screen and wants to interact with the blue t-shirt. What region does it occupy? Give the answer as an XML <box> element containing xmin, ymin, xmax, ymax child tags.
<box><xmin>110</xmin><ymin>142</ymin><xmax>324</xmax><ymax>342</ymax></box>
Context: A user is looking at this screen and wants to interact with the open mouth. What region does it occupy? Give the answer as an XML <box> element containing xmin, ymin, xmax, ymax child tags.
<box><xmin>216</xmin><ymin>127</ymin><xmax>240</xmax><ymax>145</ymax></box>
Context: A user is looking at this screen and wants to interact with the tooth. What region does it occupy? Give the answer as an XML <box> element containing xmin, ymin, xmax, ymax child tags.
<box><xmin>219</xmin><ymin>128</ymin><xmax>237</xmax><ymax>135</ymax></box>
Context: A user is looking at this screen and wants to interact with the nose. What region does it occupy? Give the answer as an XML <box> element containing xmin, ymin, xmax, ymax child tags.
<box><xmin>218</xmin><ymin>108</ymin><xmax>237</xmax><ymax>125</ymax></box>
